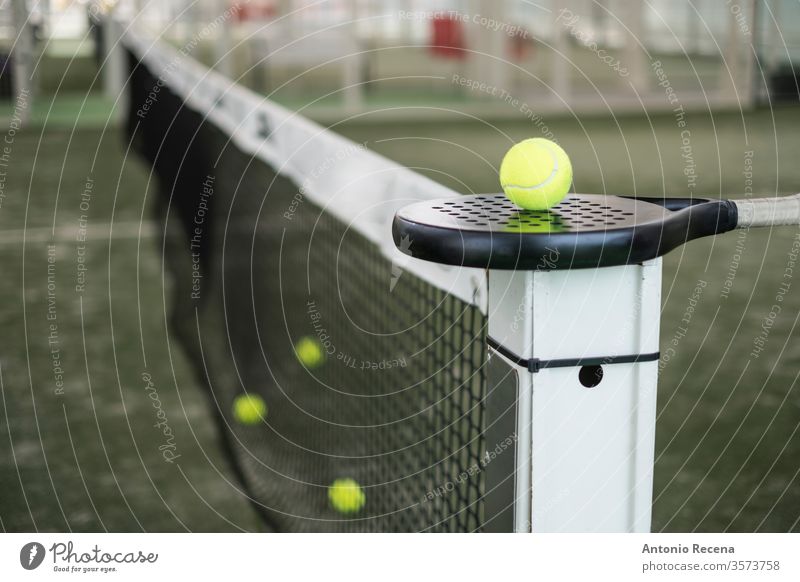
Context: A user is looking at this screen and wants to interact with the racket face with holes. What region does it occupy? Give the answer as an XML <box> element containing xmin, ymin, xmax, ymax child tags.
<box><xmin>392</xmin><ymin>194</ymin><xmax>736</xmax><ymax>270</ymax></box>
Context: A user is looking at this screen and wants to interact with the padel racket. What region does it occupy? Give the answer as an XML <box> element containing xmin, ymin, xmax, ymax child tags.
<box><xmin>392</xmin><ymin>193</ymin><xmax>800</xmax><ymax>270</ymax></box>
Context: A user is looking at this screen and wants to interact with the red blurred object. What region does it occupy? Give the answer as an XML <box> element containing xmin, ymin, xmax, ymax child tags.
<box><xmin>430</xmin><ymin>15</ymin><xmax>466</xmax><ymax>60</ymax></box>
<box><xmin>509</xmin><ymin>29</ymin><xmax>534</xmax><ymax>60</ymax></box>
<box><xmin>231</xmin><ymin>0</ymin><xmax>275</xmax><ymax>22</ymax></box>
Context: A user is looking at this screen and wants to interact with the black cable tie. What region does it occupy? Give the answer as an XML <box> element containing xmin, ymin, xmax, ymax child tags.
<box><xmin>487</xmin><ymin>336</ymin><xmax>660</xmax><ymax>374</ymax></box>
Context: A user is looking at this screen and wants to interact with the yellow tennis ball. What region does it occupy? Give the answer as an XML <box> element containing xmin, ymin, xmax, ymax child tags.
<box><xmin>232</xmin><ymin>394</ymin><xmax>267</xmax><ymax>425</ymax></box>
<box><xmin>500</xmin><ymin>138</ymin><xmax>573</xmax><ymax>210</ymax></box>
<box><xmin>295</xmin><ymin>336</ymin><xmax>325</xmax><ymax>368</ymax></box>
<box><xmin>328</xmin><ymin>478</ymin><xmax>365</xmax><ymax>514</ymax></box>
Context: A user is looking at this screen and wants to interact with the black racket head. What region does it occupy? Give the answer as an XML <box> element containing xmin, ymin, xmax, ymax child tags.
<box><xmin>392</xmin><ymin>193</ymin><xmax>737</xmax><ymax>270</ymax></box>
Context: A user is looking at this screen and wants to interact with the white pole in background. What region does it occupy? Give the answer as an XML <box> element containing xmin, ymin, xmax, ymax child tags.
<box><xmin>767</xmin><ymin>0</ymin><xmax>781</xmax><ymax>77</ymax></box>
<box><xmin>551</xmin><ymin>0</ymin><xmax>570</xmax><ymax>107</ymax></box>
<box><xmin>471</xmin><ymin>0</ymin><xmax>508</xmax><ymax>96</ymax></box>
<box><xmin>624</xmin><ymin>0</ymin><xmax>648</xmax><ymax>95</ymax></box>
<box><xmin>102</xmin><ymin>8</ymin><xmax>126</xmax><ymax>122</ymax></box>
<box><xmin>10</xmin><ymin>0</ymin><xmax>33</xmax><ymax>125</ymax></box>
<box><xmin>213</xmin><ymin>0</ymin><xmax>233</xmax><ymax>78</ymax></box>
<box><xmin>720</xmin><ymin>0</ymin><xmax>745</xmax><ymax>106</ymax></box>
<box><xmin>686</xmin><ymin>0</ymin><xmax>698</xmax><ymax>55</ymax></box>
<box><xmin>742</xmin><ymin>0</ymin><xmax>757</xmax><ymax>107</ymax></box>
<box><xmin>341</xmin><ymin>0</ymin><xmax>362</xmax><ymax>110</ymax></box>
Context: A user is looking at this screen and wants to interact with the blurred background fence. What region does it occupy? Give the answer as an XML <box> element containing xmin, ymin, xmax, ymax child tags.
<box><xmin>1</xmin><ymin>1</ymin><xmax>799</xmax><ymax>118</ymax></box>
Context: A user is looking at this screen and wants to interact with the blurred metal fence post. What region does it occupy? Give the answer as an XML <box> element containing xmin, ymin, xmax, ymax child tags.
<box><xmin>341</xmin><ymin>0</ymin><xmax>363</xmax><ymax>110</ymax></box>
<box><xmin>102</xmin><ymin>8</ymin><xmax>126</xmax><ymax>123</ymax></box>
<box><xmin>743</xmin><ymin>0</ymin><xmax>757</xmax><ymax>107</ymax></box>
<box><xmin>551</xmin><ymin>0</ymin><xmax>570</xmax><ymax>107</ymax></box>
<box><xmin>720</xmin><ymin>0</ymin><xmax>757</xmax><ymax>107</ymax></box>
<box><xmin>624</xmin><ymin>0</ymin><xmax>648</xmax><ymax>95</ymax></box>
<box><xmin>10</xmin><ymin>0</ymin><xmax>33</xmax><ymax>124</ymax></box>
<box><xmin>721</xmin><ymin>0</ymin><xmax>740</xmax><ymax>105</ymax></box>
<box><xmin>470</xmin><ymin>0</ymin><xmax>508</xmax><ymax>97</ymax></box>
<box><xmin>213</xmin><ymin>0</ymin><xmax>233</xmax><ymax>78</ymax></box>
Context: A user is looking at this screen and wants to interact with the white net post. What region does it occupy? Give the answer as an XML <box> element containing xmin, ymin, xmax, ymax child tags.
<box><xmin>487</xmin><ymin>260</ymin><xmax>662</xmax><ymax>532</ymax></box>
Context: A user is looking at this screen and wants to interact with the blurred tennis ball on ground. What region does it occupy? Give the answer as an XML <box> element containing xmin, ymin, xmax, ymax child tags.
<box><xmin>232</xmin><ymin>393</ymin><xmax>267</xmax><ymax>425</ymax></box>
<box><xmin>328</xmin><ymin>478</ymin><xmax>366</xmax><ymax>514</ymax></box>
<box><xmin>294</xmin><ymin>336</ymin><xmax>325</xmax><ymax>368</ymax></box>
<box><xmin>500</xmin><ymin>138</ymin><xmax>573</xmax><ymax>210</ymax></box>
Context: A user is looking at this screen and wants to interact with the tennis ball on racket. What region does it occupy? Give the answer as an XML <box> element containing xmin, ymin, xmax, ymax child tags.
<box><xmin>294</xmin><ymin>336</ymin><xmax>325</xmax><ymax>368</ymax></box>
<box><xmin>232</xmin><ymin>393</ymin><xmax>267</xmax><ymax>425</ymax></box>
<box><xmin>500</xmin><ymin>138</ymin><xmax>573</xmax><ymax>210</ymax></box>
<box><xmin>328</xmin><ymin>478</ymin><xmax>366</xmax><ymax>514</ymax></box>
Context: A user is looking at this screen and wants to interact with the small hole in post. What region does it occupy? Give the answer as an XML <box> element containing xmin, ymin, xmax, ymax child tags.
<box><xmin>579</xmin><ymin>365</ymin><xmax>603</xmax><ymax>388</ymax></box>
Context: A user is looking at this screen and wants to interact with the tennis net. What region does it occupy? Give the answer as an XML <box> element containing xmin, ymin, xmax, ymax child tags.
<box><xmin>123</xmin><ymin>28</ymin><xmax>492</xmax><ymax>532</ymax></box>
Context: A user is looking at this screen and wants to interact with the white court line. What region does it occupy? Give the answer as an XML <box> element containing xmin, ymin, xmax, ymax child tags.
<box><xmin>0</xmin><ymin>221</ymin><xmax>158</xmax><ymax>245</ymax></box>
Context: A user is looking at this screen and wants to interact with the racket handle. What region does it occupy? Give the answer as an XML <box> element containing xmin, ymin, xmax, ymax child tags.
<box><xmin>734</xmin><ymin>193</ymin><xmax>800</xmax><ymax>228</ymax></box>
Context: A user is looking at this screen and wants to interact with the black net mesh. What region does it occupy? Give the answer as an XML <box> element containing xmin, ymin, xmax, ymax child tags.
<box><xmin>127</xmin><ymin>49</ymin><xmax>488</xmax><ymax>532</ymax></box>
